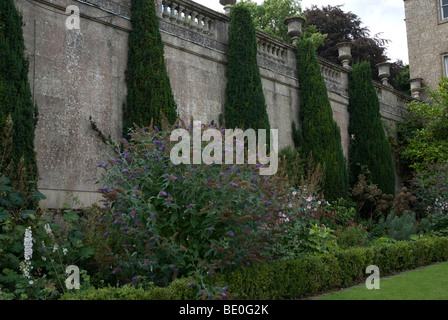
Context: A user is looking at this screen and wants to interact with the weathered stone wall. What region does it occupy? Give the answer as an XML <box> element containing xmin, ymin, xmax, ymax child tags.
<box><xmin>14</xmin><ymin>0</ymin><xmax>411</xmax><ymax>209</ymax></box>
<box><xmin>404</xmin><ymin>0</ymin><xmax>448</xmax><ymax>99</ymax></box>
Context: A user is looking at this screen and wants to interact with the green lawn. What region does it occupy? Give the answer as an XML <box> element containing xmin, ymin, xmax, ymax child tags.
<box><xmin>317</xmin><ymin>261</ymin><xmax>448</xmax><ymax>300</ymax></box>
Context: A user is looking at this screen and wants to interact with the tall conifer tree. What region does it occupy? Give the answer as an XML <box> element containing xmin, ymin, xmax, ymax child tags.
<box><xmin>296</xmin><ymin>38</ymin><xmax>348</xmax><ymax>200</ymax></box>
<box><xmin>347</xmin><ymin>61</ymin><xmax>395</xmax><ymax>195</ymax></box>
<box><xmin>224</xmin><ymin>4</ymin><xmax>271</xmax><ymax>139</ymax></box>
<box><xmin>0</xmin><ymin>0</ymin><xmax>38</xmax><ymax>187</ymax></box>
<box><xmin>123</xmin><ymin>0</ymin><xmax>177</xmax><ymax>135</ymax></box>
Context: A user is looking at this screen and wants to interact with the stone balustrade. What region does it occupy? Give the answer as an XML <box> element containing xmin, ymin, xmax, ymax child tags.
<box><xmin>256</xmin><ymin>35</ymin><xmax>288</xmax><ymax>64</ymax></box>
<box><xmin>320</xmin><ymin>63</ymin><xmax>343</xmax><ymax>85</ymax></box>
<box><xmin>160</xmin><ymin>0</ymin><xmax>217</xmax><ymax>36</ymax></box>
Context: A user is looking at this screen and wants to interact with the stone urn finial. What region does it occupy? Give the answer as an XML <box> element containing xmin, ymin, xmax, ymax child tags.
<box><xmin>335</xmin><ymin>42</ymin><xmax>354</xmax><ymax>70</ymax></box>
<box><xmin>410</xmin><ymin>78</ymin><xmax>423</xmax><ymax>99</ymax></box>
<box><xmin>220</xmin><ymin>0</ymin><xmax>236</xmax><ymax>15</ymax></box>
<box><xmin>284</xmin><ymin>16</ymin><xmax>305</xmax><ymax>46</ymax></box>
<box><xmin>376</xmin><ymin>62</ymin><xmax>391</xmax><ymax>86</ymax></box>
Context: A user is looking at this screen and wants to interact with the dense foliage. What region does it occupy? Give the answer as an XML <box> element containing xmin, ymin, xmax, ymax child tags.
<box><xmin>123</xmin><ymin>0</ymin><xmax>177</xmax><ymax>135</ymax></box>
<box><xmin>295</xmin><ymin>37</ymin><xmax>348</xmax><ymax>201</ymax></box>
<box><xmin>398</xmin><ymin>78</ymin><xmax>448</xmax><ymax>172</ymax></box>
<box><xmin>347</xmin><ymin>61</ymin><xmax>395</xmax><ymax>196</ymax></box>
<box><xmin>96</xmin><ymin>119</ymin><xmax>289</xmax><ymax>290</ymax></box>
<box><xmin>239</xmin><ymin>0</ymin><xmax>303</xmax><ymax>42</ymax></box>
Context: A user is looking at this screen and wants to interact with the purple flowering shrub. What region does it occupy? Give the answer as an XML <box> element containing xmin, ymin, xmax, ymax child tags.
<box><xmin>96</xmin><ymin>119</ymin><xmax>289</xmax><ymax>287</ymax></box>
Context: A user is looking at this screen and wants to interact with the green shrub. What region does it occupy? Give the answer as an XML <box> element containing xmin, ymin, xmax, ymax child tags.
<box><xmin>372</xmin><ymin>242</ymin><xmax>414</xmax><ymax>276</ymax></box>
<box><xmin>96</xmin><ymin>120</ymin><xmax>290</xmax><ymax>288</ymax></box>
<box><xmin>60</xmin><ymin>278</ymin><xmax>196</xmax><ymax>300</ymax></box>
<box><xmin>334</xmin><ymin>247</ymin><xmax>373</xmax><ymax>287</ymax></box>
<box><xmin>0</xmin><ymin>204</ymin><xmax>95</xmax><ymax>300</ymax></box>
<box><xmin>208</xmin><ymin>237</ymin><xmax>448</xmax><ymax>299</ymax></box>
<box><xmin>335</xmin><ymin>225</ymin><xmax>368</xmax><ymax>249</ymax></box>
<box><xmin>410</xmin><ymin>162</ymin><xmax>448</xmax><ymax>218</ymax></box>
<box><xmin>372</xmin><ymin>211</ymin><xmax>420</xmax><ymax>241</ymax></box>
<box><xmin>422</xmin><ymin>213</ymin><xmax>448</xmax><ymax>237</ymax></box>
<box><xmin>398</xmin><ymin>78</ymin><xmax>448</xmax><ymax>172</ymax></box>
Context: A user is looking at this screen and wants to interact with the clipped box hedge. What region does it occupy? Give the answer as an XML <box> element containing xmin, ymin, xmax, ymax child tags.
<box><xmin>60</xmin><ymin>237</ymin><xmax>448</xmax><ymax>300</ymax></box>
<box><xmin>209</xmin><ymin>236</ymin><xmax>448</xmax><ymax>300</ymax></box>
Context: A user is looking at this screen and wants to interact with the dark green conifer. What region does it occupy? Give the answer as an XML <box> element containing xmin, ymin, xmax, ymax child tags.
<box><xmin>123</xmin><ymin>0</ymin><xmax>177</xmax><ymax>134</ymax></box>
<box><xmin>296</xmin><ymin>37</ymin><xmax>348</xmax><ymax>200</ymax></box>
<box><xmin>224</xmin><ymin>4</ymin><xmax>271</xmax><ymax>139</ymax></box>
<box><xmin>348</xmin><ymin>61</ymin><xmax>395</xmax><ymax>195</ymax></box>
<box><xmin>0</xmin><ymin>0</ymin><xmax>38</xmax><ymax>188</ymax></box>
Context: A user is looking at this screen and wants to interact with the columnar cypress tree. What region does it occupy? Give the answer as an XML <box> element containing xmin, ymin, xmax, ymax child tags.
<box><xmin>0</xmin><ymin>0</ymin><xmax>38</xmax><ymax>187</ymax></box>
<box><xmin>348</xmin><ymin>61</ymin><xmax>395</xmax><ymax>195</ymax></box>
<box><xmin>296</xmin><ymin>38</ymin><xmax>348</xmax><ymax>200</ymax></box>
<box><xmin>224</xmin><ymin>4</ymin><xmax>270</xmax><ymax>138</ymax></box>
<box><xmin>123</xmin><ymin>0</ymin><xmax>177</xmax><ymax>135</ymax></box>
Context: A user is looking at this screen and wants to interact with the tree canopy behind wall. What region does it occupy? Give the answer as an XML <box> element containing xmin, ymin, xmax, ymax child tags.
<box><xmin>123</xmin><ymin>0</ymin><xmax>177</xmax><ymax>135</ymax></box>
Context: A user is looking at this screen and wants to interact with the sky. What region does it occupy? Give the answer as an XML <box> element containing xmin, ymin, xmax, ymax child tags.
<box><xmin>194</xmin><ymin>0</ymin><xmax>409</xmax><ymax>64</ymax></box>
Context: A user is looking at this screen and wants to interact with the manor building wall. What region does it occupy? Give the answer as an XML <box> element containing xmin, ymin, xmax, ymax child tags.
<box><xmin>404</xmin><ymin>0</ymin><xmax>448</xmax><ymax>100</ymax></box>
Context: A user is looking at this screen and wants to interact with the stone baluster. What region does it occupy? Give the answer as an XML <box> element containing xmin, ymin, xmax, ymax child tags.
<box><xmin>273</xmin><ymin>45</ymin><xmax>281</xmax><ymax>62</ymax></box>
<box><xmin>197</xmin><ymin>14</ymin><xmax>205</xmax><ymax>32</ymax></box>
<box><xmin>190</xmin><ymin>11</ymin><xmax>198</xmax><ymax>29</ymax></box>
<box><xmin>262</xmin><ymin>42</ymin><xmax>268</xmax><ymax>58</ymax></box>
<box><xmin>203</xmin><ymin>16</ymin><xmax>211</xmax><ymax>34</ymax></box>
<box><xmin>183</xmin><ymin>8</ymin><xmax>191</xmax><ymax>27</ymax></box>
<box><xmin>272</xmin><ymin>46</ymin><xmax>279</xmax><ymax>61</ymax></box>
<box><xmin>278</xmin><ymin>47</ymin><xmax>285</xmax><ymax>63</ymax></box>
<box><xmin>162</xmin><ymin>0</ymin><xmax>170</xmax><ymax>19</ymax></box>
<box><xmin>177</xmin><ymin>5</ymin><xmax>185</xmax><ymax>24</ymax></box>
<box><xmin>258</xmin><ymin>40</ymin><xmax>265</xmax><ymax>57</ymax></box>
<box><xmin>266</xmin><ymin>43</ymin><xmax>273</xmax><ymax>59</ymax></box>
<box><xmin>169</xmin><ymin>2</ymin><xmax>177</xmax><ymax>22</ymax></box>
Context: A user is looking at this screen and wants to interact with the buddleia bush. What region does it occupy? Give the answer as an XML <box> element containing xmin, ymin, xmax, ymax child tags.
<box><xmin>96</xmin><ymin>119</ymin><xmax>290</xmax><ymax>288</ymax></box>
